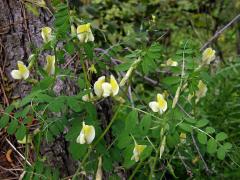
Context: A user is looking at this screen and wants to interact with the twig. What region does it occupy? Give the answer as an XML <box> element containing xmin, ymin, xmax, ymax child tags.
<box><xmin>178</xmin><ymin>152</ymin><xmax>193</xmax><ymax>178</ymax></box>
<box><xmin>128</xmin><ymin>86</ymin><xmax>134</xmax><ymax>107</ymax></box>
<box><xmin>200</xmin><ymin>14</ymin><xmax>240</xmax><ymax>51</ymax></box>
<box><xmin>5</xmin><ymin>138</ymin><xmax>32</xmax><ymax>166</ymax></box>
<box><xmin>191</xmin><ymin>132</ymin><xmax>211</xmax><ymax>175</ymax></box>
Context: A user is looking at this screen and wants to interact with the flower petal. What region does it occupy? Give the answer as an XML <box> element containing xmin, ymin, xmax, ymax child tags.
<box><xmin>45</xmin><ymin>55</ymin><xmax>55</xmax><ymax>75</ymax></box>
<box><xmin>110</xmin><ymin>75</ymin><xmax>119</xmax><ymax>96</ymax></box>
<box><xmin>11</xmin><ymin>70</ymin><xmax>22</xmax><ymax>79</ymax></box>
<box><xmin>84</xmin><ymin>125</ymin><xmax>95</xmax><ymax>144</ymax></box>
<box><xmin>77</xmin><ymin>23</ymin><xmax>91</xmax><ymax>33</ymax></box>
<box><xmin>17</xmin><ymin>61</ymin><xmax>29</xmax><ymax>80</ymax></box>
<box><xmin>41</xmin><ymin>27</ymin><xmax>52</xmax><ymax>43</ymax></box>
<box><xmin>94</xmin><ymin>76</ymin><xmax>105</xmax><ymax>97</ymax></box>
<box><xmin>202</xmin><ymin>47</ymin><xmax>215</xmax><ymax>65</ymax></box>
<box><xmin>149</xmin><ymin>101</ymin><xmax>160</xmax><ymax>112</ymax></box>
<box><xmin>101</xmin><ymin>82</ymin><xmax>112</xmax><ymax>97</ymax></box>
<box><xmin>157</xmin><ymin>93</ymin><xmax>167</xmax><ymax>112</ymax></box>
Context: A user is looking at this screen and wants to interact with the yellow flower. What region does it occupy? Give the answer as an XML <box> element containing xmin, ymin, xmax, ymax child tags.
<box><xmin>149</xmin><ymin>94</ymin><xmax>167</xmax><ymax>114</ymax></box>
<box><xmin>202</xmin><ymin>47</ymin><xmax>215</xmax><ymax>65</ymax></box>
<box><xmin>76</xmin><ymin>122</ymin><xmax>95</xmax><ymax>144</ymax></box>
<box><xmin>17</xmin><ymin>135</ymin><xmax>32</xmax><ymax>144</ymax></box>
<box><xmin>41</xmin><ymin>27</ymin><xmax>52</xmax><ymax>43</ymax></box>
<box><xmin>119</xmin><ymin>67</ymin><xmax>134</xmax><ymax>87</ymax></box>
<box><xmin>179</xmin><ymin>132</ymin><xmax>187</xmax><ymax>143</ymax></box>
<box><xmin>94</xmin><ymin>75</ymin><xmax>119</xmax><ymax>98</ymax></box>
<box><xmin>151</xmin><ymin>15</ymin><xmax>156</xmax><ymax>23</ymax></box>
<box><xmin>195</xmin><ymin>80</ymin><xmax>207</xmax><ymax>103</ymax></box>
<box><xmin>82</xmin><ymin>92</ymin><xmax>94</xmax><ymax>102</ymax></box>
<box><xmin>11</xmin><ymin>61</ymin><xmax>29</xmax><ymax>80</ymax></box>
<box><xmin>44</xmin><ymin>55</ymin><xmax>55</xmax><ymax>75</ymax></box>
<box><xmin>88</xmin><ymin>64</ymin><xmax>97</xmax><ymax>74</ymax></box>
<box><xmin>131</xmin><ymin>143</ymin><xmax>146</xmax><ymax>162</ymax></box>
<box><xmin>161</xmin><ymin>59</ymin><xmax>178</xmax><ymax>67</ymax></box>
<box><xmin>77</xmin><ymin>23</ymin><xmax>94</xmax><ymax>43</ymax></box>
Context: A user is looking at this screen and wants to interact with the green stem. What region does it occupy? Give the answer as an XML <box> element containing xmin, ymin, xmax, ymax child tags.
<box><xmin>72</xmin><ymin>106</ymin><xmax>121</xmax><ymax>179</ymax></box>
<box><xmin>149</xmin><ymin>144</ymin><xmax>160</xmax><ymax>180</ymax></box>
<box><xmin>129</xmin><ymin>160</ymin><xmax>143</xmax><ymax>180</ymax></box>
<box><xmin>78</xmin><ymin>49</ymin><xmax>90</xmax><ymax>89</ymax></box>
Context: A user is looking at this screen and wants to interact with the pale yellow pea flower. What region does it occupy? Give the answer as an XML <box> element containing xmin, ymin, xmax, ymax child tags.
<box><xmin>82</xmin><ymin>92</ymin><xmax>94</xmax><ymax>102</ymax></box>
<box><xmin>149</xmin><ymin>93</ymin><xmax>167</xmax><ymax>114</ymax></box>
<box><xmin>202</xmin><ymin>47</ymin><xmax>215</xmax><ymax>65</ymax></box>
<box><xmin>119</xmin><ymin>66</ymin><xmax>134</xmax><ymax>87</ymax></box>
<box><xmin>44</xmin><ymin>55</ymin><xmax>55</xmax><ymax>75</ymax></box>
<box><xmin>179</xmin><ymin>132</ymin><xmax>187</xmax><ymax>143</ymax></box>
<box><xmin>160</xmin><ymin>136</ymin><xmax>166</xmax><ymax>159</ymax></box>
<box><xmin>96</xmin><ymin>157</ymin><xmax>102</xmax><ymax>180</ymax></box>
<box><xmin>195</xmin><ymin>80</ymin><xmax>207</xmax><ymax>103</ymax></box>
<box><xmin>131</xmin><ymin>143</ymin><xmax>146</xmax><ymax>162</ymax></box>
<box><xmin>77</xmin><ymin>23</ymin><xmax>94</xmax><ymax>43</ymax></box>
<box><xmin>41</xmin><ymin>27</ymin><xmax>52</xmax><ymax>43</ymax></box>
<box><xmin>11</xmin><ymin>61</ymin><xmax>30</xmax><ymax>80</ymax></box>
<box><xmin>76</xmin><ymin>122</ymin><xmax>95</xmax><ymax>144</ymax></box>
<box><xmin>161</xmin><ymin>58</ymin><xmax>178</xmax><ymax>67</ymax></box>
<box><xmin>94</xmin><ymin>75</ymin><xmax>119</xmax><ymax>98</ymax></box>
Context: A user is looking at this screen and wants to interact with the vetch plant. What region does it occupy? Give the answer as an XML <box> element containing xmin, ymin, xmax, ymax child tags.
<box><xmin>1</xmin><ymin>2</ymin><xmax>235</xmax><ymax>179</ymax></box>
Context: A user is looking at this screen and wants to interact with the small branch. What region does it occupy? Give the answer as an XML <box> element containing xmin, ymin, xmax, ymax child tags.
<box><xmin>200</xmin><ymin>14</ymin><xmax>240</xmax><ymax>51</ymax></box>
<box><xmin>5</xmin><ymin>138</ymin><xmax>32</xmax><ymax>166</ymax></box>
<box><xmin>191</xmin><ymin>132</ymin><xmax>211</xmax><ymax>175</ymax></box>
<box><xmin>128</xmin><ymin>86</ymin><xmax>135</xmax><ymax>107</ymax></box>
<box><xmin>178</xmin><ymin>152</ymin><xmax>193</xmax><ymax>178</ymax></box>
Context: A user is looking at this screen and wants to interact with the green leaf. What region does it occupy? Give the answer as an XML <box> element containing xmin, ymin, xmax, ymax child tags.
<box><xmin>123</xmin><ymin>144</ymin><xmax>135</xmax><ymax>168</ymax></box>
<box><xmin>67</xmin><ymin>97</ymin><xmax>83</xmax><ymax>112</ymax></box>
<box><xmin>197</xmin><ymin>132</ymin><xmax>207</xmax><ymax>144</ymax></box>
<box><xmin>184</xmin><ymin>117</ymin><xmax>197</xmax><ymax>124</ymax></box>
<box><xmin>7</xmin><ymin>119</ymin><xmax>18</xmax><ymax>135</ymax></box>
<box><xmin>222</xmin><ymin>142</ymin><xmax>232</xmax><ymax>151</ymax></box>
<box><xmin>52</xmin><ymin>169</ymin><xmax>60</xmax><ymax>180</ymax></box>
<box><xmin>196</xmin><ymin>119</ymin><xmax>209</xmax><ymax>128</ymax></box>
<box><xmin>217</xmin><ymin>146</ymin><xmax>226</xmax><ymax>160</ymax></box>
<box><xmin>0</xmin><ymin>105</ymin><xmax>14</xmax><ymax>128</ymax></box>
<box><xmin>207</xmin><ymin>138</ymin><xmax>217</xmax><ymax>154</ymax></box>
<box><xmin>125</xmin><ymin>110</ymin><xmax>138</xmax><ymax>132</ymax></box>
<box><xmin>15</xmin><ymin>125</ymin><xmax>27</xmax><ymax>140</ymax></box>
<box><xmin>117</xmin><ymin>131</ymin><xmax>131</xmax><ymax>149</ymax></box>
<box><xmin>49</xmin><ymin>124</ymin><xmax>60</xmax><ymax>137</ymax></box>
<box><xmin>65</xmin><ymin>42</ymin><xmax>75</xmax><ymax>55</ymax></box>
<box><xmin>205</xmin><ymin>127</ymin><xmax>215</xmax><ymax>134</ymax></box>
<box><xmin>115</xmin><ymin>62</ymin><xmax>132</xmax><ymax>72</ymax></box>
<box><xmin>32</xmin><ymin>77</ymin><xmax>55</xmax><ymax>91</ymax></box>
<box><xmin>162</xmin><ymin>76</ymin><xmax>180</xmax><ymax>85</ymax></box>
<box><xmin>216</xmin><ymin>132</ymin><xmax>228</xmax><ymax>141</ymax></box>
<box><xmin>179</xmin><ymin>122</ymin><xmax>192</xmax><ymax>133</ymax></box>
<box><xmin>48</xmin><ymin>97</ymin><xmax>65</xmax><ymax>112</ymax></box>
<box><xmin>103</xmin><ymin>155</ymin><xmax>113</xmax><ymax>172</ymax></box>
<box><xmin>85</xmin><ymin>103</ymin><xmax>97</xmax><ymax>120</ymax></box>
<box><xmin>35</xmin><ymin>161</ymin><xmax>44</xmax><ymax>174</ymax></box>
<box><xmin>139</xmin><ymin>115</ymin><xmax>152</xmax><ymax>136</ymax></box>
<box><xmin>0</xmin><ymin>114</ymin><xmax>9</xmax><ymax>128</ymax></box>
<box><xmin>84</xmin><ymin>42</ymin><xmax>94</xmax><ymax>60</ymax></box>
<box><xmin>68</xmin><ymin>142</ymin><xmax>87</xmax><ymax>160</ymax></box>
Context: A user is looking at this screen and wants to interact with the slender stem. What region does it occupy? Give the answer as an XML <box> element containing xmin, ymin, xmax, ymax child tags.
<box><xmin>149</xmin><ymin>144</ymin><xmax>160</xmax><ymax>180</ymax></box>
<box><xmin>129</xmin><ymin>160</ymin><xmax>143</xmax><ymax>180</ymax></box>
<box><xmin>72</xmin><ymin>106</ymin><xmax>121</xmax><ymax>179</ymax></box>
<box><xmin>78</xmin><ymin>50</ymin><xmax>90</xmax><ymax>89</ymax></box>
